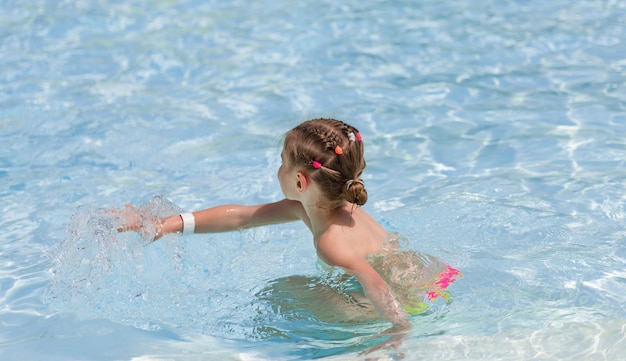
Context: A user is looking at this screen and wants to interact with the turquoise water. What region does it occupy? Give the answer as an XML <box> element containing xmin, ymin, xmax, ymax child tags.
<box><xmin>2</xmin><ymin>0</ymin><xmax>626</xmax><ymax>359</ymax></box>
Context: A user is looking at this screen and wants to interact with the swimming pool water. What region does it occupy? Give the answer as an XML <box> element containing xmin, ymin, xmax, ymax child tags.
<box><xmin>1</xmin><ymin>0</ymin><xmax>626</xmax><ymax>360</ymax></box>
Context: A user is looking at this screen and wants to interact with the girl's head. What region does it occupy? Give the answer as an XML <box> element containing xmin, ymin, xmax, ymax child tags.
<box><xmin>282</xmin><ymin>118</ymin><xmax>367</xmax><ymax>208</ymax></box>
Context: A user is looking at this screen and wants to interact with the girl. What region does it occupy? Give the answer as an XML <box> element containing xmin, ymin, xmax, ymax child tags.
<box><xmin>121</xmin><ymin>118</ymin><xmax>460</xmax><ymax>353</ymax></box>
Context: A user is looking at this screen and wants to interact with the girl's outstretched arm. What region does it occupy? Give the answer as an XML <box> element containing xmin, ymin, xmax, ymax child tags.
<box><xmin>160</xmin><ymin>198</ymin><xmax>303</xmax><ymax>236</ymax></box>
<box><xmin>122</xmin><ymin>198</ymin><xmax>305</xmax><ymax>240</ymax></box>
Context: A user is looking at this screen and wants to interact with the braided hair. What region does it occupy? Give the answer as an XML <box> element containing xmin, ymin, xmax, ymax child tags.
<box><xmin>283</xmin><ymin>118</ymin><xmax>367</xmax><ymax>208</ymax></box>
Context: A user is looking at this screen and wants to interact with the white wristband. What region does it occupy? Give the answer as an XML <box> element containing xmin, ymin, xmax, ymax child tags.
<box><xmin>180</xmin><ymin>212</ymin><xmax>195</xmax><ymax>235</ymax></box>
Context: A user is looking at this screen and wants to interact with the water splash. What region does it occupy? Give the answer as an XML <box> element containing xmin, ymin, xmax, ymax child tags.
<box><xmin>46</xmin><ymin>195</ymin><xmax>183</xmax><ymax>329</ymax></box>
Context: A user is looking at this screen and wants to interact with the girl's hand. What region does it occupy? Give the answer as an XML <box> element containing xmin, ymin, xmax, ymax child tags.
<box><xmin>361</xmin><ymin>323</ymin><xmax>410</xmax><ymax>356</ymax></box>
<box><xmin>116</xmin><ymin>204</ymin><xmax>163</xmax><ymax>241</ymax></box>
<box><xmin>116</xmin><ymin>204</ymin><xmax>142</xmax><ymax>233</ymax></box>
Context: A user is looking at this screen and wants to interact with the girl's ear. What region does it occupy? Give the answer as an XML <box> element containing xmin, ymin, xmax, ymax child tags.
<box><xmin>296</xmin><ymin>171</ymin><xmax>309</xmax><ymax>192</ymax></box>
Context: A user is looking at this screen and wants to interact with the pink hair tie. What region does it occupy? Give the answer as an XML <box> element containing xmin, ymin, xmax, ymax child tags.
<box><xmin>356</xmin><ymin>132</ymin><xmax>363</xmax><ymax>142</ymax></box>
<box><xmin>312</xmin><ymin>160</ymin><xmax>322</xmax><ymax>169</ymax></box>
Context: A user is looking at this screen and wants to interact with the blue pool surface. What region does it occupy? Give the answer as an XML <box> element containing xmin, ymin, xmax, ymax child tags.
<box><xmin>1</xmin><ymin>0</ymin><xmax>626</xmax><ymax>360</ymax></box>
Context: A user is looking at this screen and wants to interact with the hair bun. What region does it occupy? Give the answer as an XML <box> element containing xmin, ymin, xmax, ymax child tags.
<box><xmin>343</xmin><ymin>179</ymin><xmax>368</xmax><ymax>206</ymax></box>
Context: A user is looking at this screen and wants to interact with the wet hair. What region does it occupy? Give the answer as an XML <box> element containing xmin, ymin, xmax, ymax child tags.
<box><xmin>283</xmin><ymin>118</ymin><xmax>367</xmax><ymax>208</ymax></box>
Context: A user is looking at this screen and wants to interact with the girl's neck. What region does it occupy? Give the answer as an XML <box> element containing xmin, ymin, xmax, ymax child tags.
<box><xmin>302</xmin><ymin>200</ymin><xmax>353</xmax><ymax>239</ymax></box>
